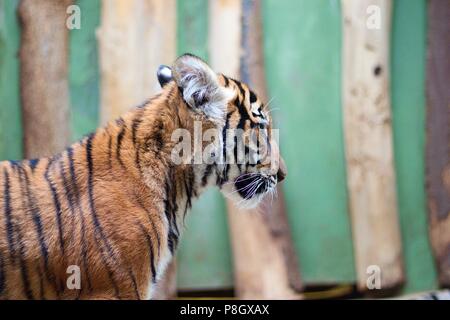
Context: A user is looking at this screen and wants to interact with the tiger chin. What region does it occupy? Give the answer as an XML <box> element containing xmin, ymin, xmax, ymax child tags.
<box><xmin>0</xmin><ymin>54</ymin><xmax>286</xmax><ymax>300</ymax></box>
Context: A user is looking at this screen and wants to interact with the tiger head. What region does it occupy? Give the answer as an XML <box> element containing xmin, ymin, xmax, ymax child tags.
<box><xmin>158</xmin><ymin>54</ymin><xmax>286</xmax><ymax>208</ymax></box>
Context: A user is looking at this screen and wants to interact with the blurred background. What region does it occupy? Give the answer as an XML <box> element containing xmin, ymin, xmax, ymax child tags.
<box><xmin>0</xmin><ymin>0</ymin><xmax>449</xmax><ymax>299</ymax></box>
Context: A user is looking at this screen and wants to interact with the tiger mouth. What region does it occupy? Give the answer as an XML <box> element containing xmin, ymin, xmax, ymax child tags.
<box><xmin>234</xmin><ymin>174</ymin><xmax>269</xmax><ymax>200</ymax></box>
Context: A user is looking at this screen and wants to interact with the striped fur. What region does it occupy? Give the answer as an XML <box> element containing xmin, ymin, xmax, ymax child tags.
<box><xmin>0</xmin><ymin>54</ymin><xmax>285</xmax><ymax>300</ymax></box>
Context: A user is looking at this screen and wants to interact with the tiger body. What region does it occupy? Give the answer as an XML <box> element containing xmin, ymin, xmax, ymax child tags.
<box><xmin>0</xmin><ymin>55</ymin><xmax>285</xmax><ymax>300</ymax></box>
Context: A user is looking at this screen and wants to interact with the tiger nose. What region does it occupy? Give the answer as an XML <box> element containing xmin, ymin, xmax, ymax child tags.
<box><xmin>277</xmin><ymin>157</ymin><xmax>287</xmax><ymax>183</ymax></box>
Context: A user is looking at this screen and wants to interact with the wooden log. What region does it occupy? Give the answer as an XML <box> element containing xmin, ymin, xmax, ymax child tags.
<box><xmin>426</xmin><ymin>0</ymin><xmax>450</xmax><ymax>287</ymax></box>
<box><xmin>98</xmin><ymin>0</ymin><xmax>177</xmax><ymax>299</ymax></box>
<box><xmin>210</xmin><ymin>0</ymin><xmax>302</xmax><ymax>299</ymax></box>
<box><xmin>98</xmin><ymin>0</ymin><xmax>176</xmax><ymax>124</ymax></box>
<box><xmin>0</xmin><ymin>0</ymin><xmax>22</xmax><ymax>160</ymax></box>
<box><xmin>19</xmin><ymin>0</ymin><xmax>72</xmax><ymax>158</ymax></box>
<box><xmin>341</xmin><ymin>0</ymin><xmax>404</xmax><ymax>292</ymax></box>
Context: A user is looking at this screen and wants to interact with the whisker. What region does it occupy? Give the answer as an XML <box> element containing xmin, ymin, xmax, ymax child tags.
<box><xmin>236</xmin><ymin>181</ymin><xmax>264</xmax><ymax>207</ymax></box>
<box><xmin>220</xmin><ymin>173</ymin><xmax>259</xmax><ymax>186</ymax></box>
<box><xmin>223</xmin><ymin>178</ymin><xmax>261</xmax><ymax>197</ymax></box>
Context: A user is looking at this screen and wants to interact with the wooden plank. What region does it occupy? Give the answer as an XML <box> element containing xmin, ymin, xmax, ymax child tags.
<box><xmin>176</xmin><ymin>0</ymin><xmax>234</xmax><ymax>292</ymax></box>
<box><xmin>209</xmin><ymin>0</ymin><xmax>301</xmax><ymax>299</ymax></box>
<box><xmin>69</xmin><ymin>0</ymin><xmax>101</xmax><ymax>141</ymax></box>
<box><xmin>426</xmin><ymin>0</ymin><xmax>450</xmax><ymax>287</ymax></box>
<box><xmin>341</xmin><ymin>0</ymin><xmax>404</xmax><ymax>291</ymax></box>
<box><xmin>98</xmin><ymin>0</ymin><xmax>177</xmax><ymax>299</ymax></box>
<box><xmin>391</xmin><ymin>0</ymin><xmax>438</xmax><ymax>294</ymax></box>
<box><xmin>0</xmin><ymin>0</ymin><xmax>22</xmax><ymax>161</ymax></box>
<box><xmin>263</xmin><ymin>0</ymin><xmax>356</xmax><ymax>284</ymax></box>
<box><xmin>98</xmin><ymin>0</ymin><xmax>176</xmax><ymax>124</ymax></box>
<box><xmin>19</xmin><ymin>0</ymin><xmax>72</xmax><ymax>157</ymax></box>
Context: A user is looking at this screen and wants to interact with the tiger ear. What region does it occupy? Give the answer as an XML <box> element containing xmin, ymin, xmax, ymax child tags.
<box><xmin>172</xmin><ymin>54</ymin><xmax>232</xmax><ymax>123</ymax></box>
<box><xmin>157</xmin><ymin>65</ymin><xmax>173</xmax><ymax>88</ymax></box>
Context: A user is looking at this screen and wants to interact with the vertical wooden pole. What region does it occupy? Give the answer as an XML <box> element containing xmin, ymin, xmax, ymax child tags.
<box><xmin>426</xmin><ymin>0</ymin><xmax>450</xmax><ymax>287</ymax></box>
<box><xmin>19</xmin><ymin>0</ymin><xmax>72</xmax><ymax>158</ymax></box>
<box><xmin>341</xmin><ymin>0</ymin><xmax>404</xmax><ymax>292</ymax></box>
<box><xmin>98</xmin><ymin>0</ymin><xmax>176</xmax><ymax>124</ymax></box>
<box><xmin>210</xmin><ymin>0</ymin><xmax>302</xmax><ymax>299</ymax></box>
<box><xmin>98</xmin><ymin>0</ymin><xmax>177</xmax><ymax>299</ymax></box>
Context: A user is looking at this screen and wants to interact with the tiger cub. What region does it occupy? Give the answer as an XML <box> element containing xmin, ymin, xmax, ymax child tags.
<box><xmin>0</xmin><ymin>54</ymin><xmax>286</xmax><ymax>300</ymax></box>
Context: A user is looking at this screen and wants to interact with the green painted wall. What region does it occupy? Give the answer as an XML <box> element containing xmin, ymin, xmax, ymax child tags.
<box><xmin>0</xmin><ymin>0</ymin><xmax>22</xmax><ymax>161</ymax></box>
<box><xmin>69</xmin><ymin>0</ymin><xmax>100</xmax><ymax>141</ymax></box>
<box><xmin>0</xmin><ymin>0</ymin><xmax>437</xmax><ymax>294</ymax></box>
<box><xmin>391</xmin><ymin>0</ymin><xmax>438</xmax><ymax>293</ymax></box>
<box><xmin>176</xmin><ymin>0</ymin><xmax>233</xmax><ymax>290</ymax></box>
<box><xmin>263</xmin><ymin>0</ymin><xmax>356</xmax><ymax>284</ymax></box>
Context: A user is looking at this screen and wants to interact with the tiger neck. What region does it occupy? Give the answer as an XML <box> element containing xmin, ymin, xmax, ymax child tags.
<box><xmin>98</xmin><ymin>86</ymin><xmax>224</xmax><ymax>251</ymax></box>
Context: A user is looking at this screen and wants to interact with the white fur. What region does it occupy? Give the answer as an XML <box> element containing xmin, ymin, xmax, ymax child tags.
<box><xmin>172</xmin><ymin>55</ymin><xmax>233</xmax><ymax>125</ymax></box>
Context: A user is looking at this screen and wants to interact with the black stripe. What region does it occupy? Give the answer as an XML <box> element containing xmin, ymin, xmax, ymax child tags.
<box><xmin>135</xmin><ymin>146</ymin><xmax>142</xmax><ymax>176</ymax></box>
<box><xmin>8</xmin><ymin>160</ymin><xmax>20</xmax><ymax>167</ymax></box>
<box><xmin>185</xmin><ymin>170</ymin><xmax>193</xmax><ymax>209</ymax></box>
<box><xmin>86</xmin><ymin>135</ymin><xmax>115</xmax><ymax>246</ymax></box>
<box><xmin>256</xmin><ymin>128</ymin><xmax>261</xmax><ymax>165</ymax></box>
<box><xmin>20</xmin><ymin>168</ymin><xmax>49</xmax><ymax>267</ymax></box>
<box><xmin>92</xmin><ymin>231</ymin><xmax>121</xmax><ymax>298</ymax></box>
<box><xmin>107</xmin><ymin>135</ymin><xmax>113</xmax><ymax>171</ymax></box>
<box><xmin>164</xmin><ymin>169</ymin><xmax>179</xmax><ymax>254</ymax></box>
<box><xmin>86</xmin><ymin>135</ymin><xmax>121</xmax><ymax>297</ymax></box>
<box><xmin>129</xmin><ymin>269</ymin><xmax>141</xmax><ymax>300</ymax></box>
<box><xmin>135</xmin><ymin>197</ymin><xmax>161</xmax><ymax>258</ymax></box>
<box><xmin>58</xmin><ymin>156</ymin><xmax>76</xmax><ymax>241</ymax></box>
<box><xmin>236</xmin><ymin>98</ymin><xmax>250</xmax><ymax>129</ymax></box>
<box><xmin>29</xmin><ymin>159</ymin><xmax>39</xmax><ymax>171</ymax></box>
<box><xmin>201</xmin><ymin>164</ymin><xmax>213</xmax><ymax>187</ymax></box>
<box><xmin>137</xmin><ymin>222</ymin><xmax>156</xmax><ymax>284</ymax></box>
<box><xmin>35</xmin><ymin>265</ymin><xmax>45</xmax><ymax>300</ymax></box>
<box><xmin>235</xmin><ymin>95</ymin><xmax>252</xmax><ymax>169</ymax></box>
<box><xmin>5</xmin><ymin>164</ymin><xmax>33</xmax><ymax>299</ymax></box>
<box><xmin>18</xmin><ymin>166</ymin><xmax>56</xmax><ymax>295</ymax></box>
<box><xmin>223</xmin><ymin>75</ymin><xmax>230</xmax><ymax>87</ymax></box>
<box><xmin>87</xmin><ymin>135</ymin><xmax>139</xmax><ymax>298</ymax></box>
<box><xmin>219</xmin><ymin>111</ymin><xmax>234</xmax><ymax>186</ymax></box>
<box><xmin>183</xmin><ymin>171</ymin><xmax>193</xmax><ymax>220</ymax></box>
<box><xmin>15</xmin><ymin>225</ymin><xmax>33</xmax><ymax>299</ymax></box>
<box><xmin>131</xmin><ymin>112</ymin><xmax>144</xmax><ymax>175</ymax></box>
<box><xmin>2</xmin><ymin>169</ymin><xmax>17</xmax><ymax>263</ymax></box>
<box><xmin>167</xmin><ymin>230</ymin><xmax>179</xmax><ymax>254</ymax></box>
<box><xmin>235</xmin><ymin>80</ymin><xmax>247</xmax><ymax>101</ymax></box>
<box><xmin>154</xmin><ymin>121</ymin><xmax>165</xmax><ymax>153</ymax></box>
<box><xmin>116</xmin><ymin>118</ymin><xmax>126</xmax><ymax>169</ymax></box>
<box><xmin>234</xmin><ymin>135</ymin><xmax>241</xmax><ymax>172</ymax></box>
<box><xmin>67</xmin><ymin>147</ymin><xmax>93</xmax><ymax>293</ymax></box>
<box><xmin>170</xmin><ymin>183</ymin><xmax>179</xmax><ymax>238</ymax></box>
<box><xmin>131</xmin><ymin>112</ymin><xmax>144</xmax><ymax>147</ymax></box>
<box><xmin>44</xmin><ymin>158</ymin><xmax>65</xmax><ymax>256</ymax></box>
<box><xmin>249</xmin><ymin>90</ymin><xmax>257</xmax><ymax>104</ymax></box>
